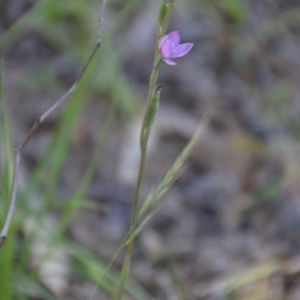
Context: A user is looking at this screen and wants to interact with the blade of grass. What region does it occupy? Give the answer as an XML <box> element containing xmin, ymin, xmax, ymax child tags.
<box><xmin>0</xmin><ymin>59</ymin><xmax>15</xmax><ymax>300</ymax></box>
<box><xmin>19</xmin><ymin>0</ymin><xmax>141</xmax><ymax>284</ymax></box>
<box><xmin>57</xmin><ymin>93</ymin><xmax>117</xmax><ymax>235</ymax></box>
<box><xmin>26</xmin><ymin>0</ymin><xmax>141</xmax><ymax>196</ymax></box>
<box><xmin>62</xmin><ymin>240</ymin><xmax>152</xmax><ymax>300</ymax></box>
<box><xmin>138</xmin><ymin>106</ymin><xmax>214</xmax><ymax>220</ymax></box>
<box><xmin>8</xmin><ymin>1</ymin><xmax>140</xmax><ymax>296</ymax></box>
<box><xmin>15</xmin><ymin>30</ymin><xmax>106</xmax><ymax>297</ymax></box>
<box><xmin>0</xmin><ymin>0</ymin><xmax>107</xmax><ymax>248</ymax></box>
<box><xmin>90</xmin><ymin>108</ymin><xmax>214</xmax><ymax>300</ymax></box>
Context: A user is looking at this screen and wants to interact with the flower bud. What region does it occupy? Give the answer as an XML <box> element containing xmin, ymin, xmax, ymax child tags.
<box><xmin>158</xmin><ymin>2</ymin><xmax>168</xmax><ymax>29</ymax></box>
<box><xmin>142</xmin><ymin>84</ymin><xmax>163</xmax><ymax>146</ymax></box>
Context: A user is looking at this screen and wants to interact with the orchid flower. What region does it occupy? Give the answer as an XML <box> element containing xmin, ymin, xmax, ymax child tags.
<box><xmin>158</xmin><ymin>31</ymin><xmax>194</xmax><ymax>66</ymax></box>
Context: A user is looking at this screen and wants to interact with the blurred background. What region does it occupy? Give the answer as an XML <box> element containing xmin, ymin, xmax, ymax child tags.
<box><xmin>1</xmin><ymin>0</ymin><xmax>300</xmax><ymax>299</ymax></box>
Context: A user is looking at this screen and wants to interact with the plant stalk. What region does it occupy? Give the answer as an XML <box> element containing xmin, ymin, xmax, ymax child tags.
<box><xmin>115</xmin><ymin>66</ymin><xmax>158</xmax><ymax>300</ymax></box>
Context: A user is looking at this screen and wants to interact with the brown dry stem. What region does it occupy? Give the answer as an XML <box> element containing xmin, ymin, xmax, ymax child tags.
<box><xmin>0</xmin><ymin>0</ymin><xmax>108</xmax><ymax>248</ymax></box>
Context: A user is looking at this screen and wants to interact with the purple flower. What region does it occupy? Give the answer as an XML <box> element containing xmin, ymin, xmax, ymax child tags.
<box><xmin>158</xmin><ymin>31</ymin><xmax>194</xmax><ymax>66</ymax></box>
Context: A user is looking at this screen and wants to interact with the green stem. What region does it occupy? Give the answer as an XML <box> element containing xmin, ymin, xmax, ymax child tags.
<box><xmin>115</xmin><ymin>1</ymin><xmax>174</xmax><ymax>296</ymax></box>
<box><xmin>115</xmin><ymin>67</ymin><xmax>158</xmax><ymax>300</ymax></box>
<box><xmin>114</xmin><ymin>148</ymin><xmax>146</xmax><ymax>300</ymax></box>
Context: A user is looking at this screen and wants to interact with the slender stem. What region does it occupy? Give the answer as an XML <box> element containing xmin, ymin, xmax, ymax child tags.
<box><xmin>140</xmin><ymin>68</ymin><xmax>158</xmax><ymax>146</ymax></box>
<box><xmin>115</xmin><ymin>1</ymin><xmax>175</xmax><ymax>296</ymax></box>
<box><xmin>115</xmin><ymin>66</ymin><xmax>159</xmax><ymax>299</ymax></box>
<box><xmin>115</xmin><ymin>147</ymin><xmax>146</xmax><ymax>300</ymax></box>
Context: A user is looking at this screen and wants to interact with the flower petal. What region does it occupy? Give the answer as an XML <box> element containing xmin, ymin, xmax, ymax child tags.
<box><xmin>159</xmin><ymin>39</ymin><xmax>174</xmax><ymax>58</ymax></box>
<box><xmin>158</xmin><ymin>35</ymin><xmax>169</xmax><ymax>49</ymax></box>
<box><xmin>171</xmin><ymin>43</ymin><xmax>194</xmax><ymax>58</ymax></box>
<box><xmin>162</xmin><ymin>57</ymin><xmax>177</xmax><ymax>66</ymax></box>
<box><xmin>166</xmin><ymin>31</ymin><xmax>180</xmax><ymax>48</ymax></box>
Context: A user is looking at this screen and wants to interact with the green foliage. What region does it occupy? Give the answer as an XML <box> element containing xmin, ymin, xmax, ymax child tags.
<box><xmin>0</xmin><ymin>1</ymin><xmax>143</xmax><ymax>299</ymax></box>
<box><xmin>215</xmin><ymin>0</ymin><xmax>248</xmax><ymax>24</ymax></box>
<box><xmin>0</xmin><ymin>59</ymin><xmax>15</xmax><ymax>300</ymax></box>
<box><xmin>190</xmin><ymin>0</ymin><xmax>247</xmax><ymax>24</ymax></box>
<box><xmin>158</xmin><ymin>2</ymin><xmax>168</xmax><ymax>28</ymax></box>
<box><xmin>266</xmin><ymin>81</ymin><xmax>291</xmax><ymax>123</ymax></box>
